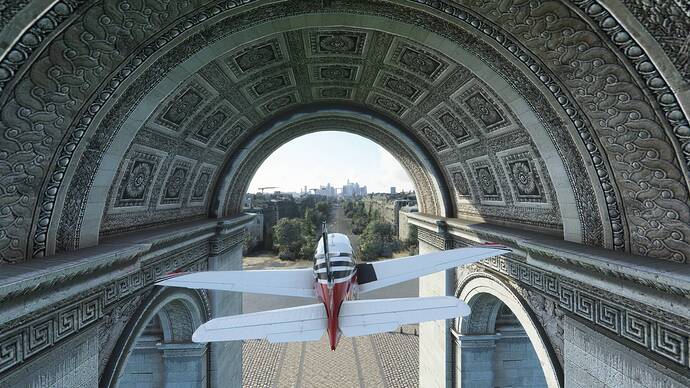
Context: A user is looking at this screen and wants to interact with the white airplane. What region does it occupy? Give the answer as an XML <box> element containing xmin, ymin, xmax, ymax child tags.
<box><xmin>157</xmin><ymin>228</ymin><xmax>509</xmax><ymax>350</ymax></box>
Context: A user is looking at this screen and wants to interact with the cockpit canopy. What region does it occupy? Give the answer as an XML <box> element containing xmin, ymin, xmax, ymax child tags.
<box><xmin>315</xmin><ymin>233</ymin><xmax>354</xmax><ymax>258</ymax></box>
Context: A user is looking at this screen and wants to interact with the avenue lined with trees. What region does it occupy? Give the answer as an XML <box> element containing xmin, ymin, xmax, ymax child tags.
<box><xmin>271</xmin><ymin>197</ymin><xmax>417</xmax><ymax>262</ymax></box>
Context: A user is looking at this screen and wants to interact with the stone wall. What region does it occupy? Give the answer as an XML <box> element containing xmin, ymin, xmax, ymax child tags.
<box><xmin>0</xmin><ymin>327</ymin><xmax>99</xmax><ymax>388</ymax></box>
<box><xmin>564</xmin><ymin>317</ymin><xmax>690</xmax><ymax>388</ymax></box>
<box><xmin>493</xmin><ymin>336</ymin><xmax>547</xmax><ymax>388</ymax></box>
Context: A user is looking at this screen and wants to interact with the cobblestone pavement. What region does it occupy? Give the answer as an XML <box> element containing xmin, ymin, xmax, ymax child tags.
<box><xmin>243</xmin><ymin>332</ymin><xmax>418</xmax><ymax>388</ymax></box>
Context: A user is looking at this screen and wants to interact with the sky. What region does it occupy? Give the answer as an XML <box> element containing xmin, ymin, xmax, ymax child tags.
<box><xmin>247</xmin><ymin>131</ymin><xmax>415</xmax><ymax>194</ymax></box>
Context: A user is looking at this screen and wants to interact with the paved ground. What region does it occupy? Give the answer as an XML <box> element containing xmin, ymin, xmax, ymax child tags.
<box><xmin>242</xmin><ymin>205</ymin><xmax>419</xmax><ymax>387</ymax></box>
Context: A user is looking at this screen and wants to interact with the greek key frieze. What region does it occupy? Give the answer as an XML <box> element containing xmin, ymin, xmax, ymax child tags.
<box><xmin>0</xmin><ymin>240</ymin><xmax>209</xmax><ymax>374</ymax></box>
<box><xmin>479</xmin><ymin>255</ymin><xmax>690</xmax><ymax>370</ymax></box>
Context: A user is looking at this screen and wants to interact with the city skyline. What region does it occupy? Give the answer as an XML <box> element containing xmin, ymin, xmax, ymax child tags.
<box><xmin>248</xmin><ymin>132</ymin><xmax>416</xmax><ymax>194</ymax></box>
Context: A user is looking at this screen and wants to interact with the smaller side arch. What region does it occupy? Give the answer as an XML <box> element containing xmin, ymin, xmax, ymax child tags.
<box><xmin>99</xmin><ymin>287</ymin><xmax>210</xmax><ymax>388</ymax></box>
<box><xmin>455</xmin><ymin>272</ymin><xmax>563</xmax><ymax>388</ymax></box>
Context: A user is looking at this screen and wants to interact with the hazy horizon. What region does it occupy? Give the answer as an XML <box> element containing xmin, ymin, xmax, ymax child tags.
<box><xmin>247</xmin><ymin>132</ymin><xmax>415</xmax><ymax>194</ymax></box>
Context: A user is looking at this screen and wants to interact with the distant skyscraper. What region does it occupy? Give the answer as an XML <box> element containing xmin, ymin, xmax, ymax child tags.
<box><xmin>390</xmin><ymin>186</ymin><xmax>396</xmax><ymax>194</ymax></box>
<box><xmin>341</xmin><ymin>180</ymin><xmax>367</xmax><ymax>197</ymax></box>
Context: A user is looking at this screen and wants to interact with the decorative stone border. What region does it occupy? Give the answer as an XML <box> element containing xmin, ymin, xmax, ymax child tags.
<box><xmin>0</xmin><ymin>217</ymin><xmax>247</xmax><ymax>375</ymax></box>
<box><xmin>415</xmin><ymin>216</ymin><xmax>690</xmax><ymax>374</ymax></box>
<box><xmin>0</xmin><ymin>0</ymin><xmax>686</xmax><ymax>262</ymax></box>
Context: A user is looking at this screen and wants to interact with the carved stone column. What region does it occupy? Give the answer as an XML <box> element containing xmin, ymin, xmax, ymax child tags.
<box><xmin>454</xmin><ymin>333</ymin><xmax>497</xmax><ymax>388</ymax></box>
<box><xmin>207</xmin><ymin>219</ymin><xmax>246</xmax><ymax>388</ymax></box>
<box><xmin>418</xmin><ymin>220</ymin><xmax>455</xmax><ymax>388</ymax></box>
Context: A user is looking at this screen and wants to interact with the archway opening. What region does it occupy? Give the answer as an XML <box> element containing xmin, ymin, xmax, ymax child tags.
<box><xmin>248</xmin><ymin>131</ymin><xmax>416</xmax><ymax>195</ymax></box>
<box><xmin>239</xmin><ymin>130</ymin><xmax>423</xmax><ymax>387</ymax></box>
<box><xmin>455</xmin><ymin>294</ymin><xmax>548</xmax><ymax>388</ymax></box>
<box><xmin>101</xmin><ymin>290</ymin><xmax>210</xmax><ymax>388</ymax></box>
<box><xmin>117</xmin><ymin>301</ymin><xmax>207</xmax><ymax>388</ymax></box>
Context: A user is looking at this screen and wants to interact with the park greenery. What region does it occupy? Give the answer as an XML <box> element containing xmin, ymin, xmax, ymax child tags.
<box><xmin>272</xmin><ymin>200</ymin><xmax>331</xmax><ymax>260</ymax></box>
<box><xmin>343</xmin><ymin>199</ymin><xmax>415</xmax><ymax>261</ymax></box>
<box><xmin>272</xmin><ymin>198</ymin><xmax>416</xmax><ymax>261</ymax></box>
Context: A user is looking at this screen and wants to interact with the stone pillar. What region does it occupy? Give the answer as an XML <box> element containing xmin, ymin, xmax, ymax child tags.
<box><xmin>159</xmin><ymin>343</ymin><xmax>208</xmax><ymax>388</ymax></box>
<box><xmin>455</xmin><ymin>334</ymin><xmax>497</xmax><ymax>388</ymax></box>
<box><xmin>207</xmin><ymin>242</ymin><xmax>243</xmax><ymax>388</ymax></box>
<box><xmin>419</xmin><ymin>238</ymin><xmax>454</xmax><ymax>388</ymax></box>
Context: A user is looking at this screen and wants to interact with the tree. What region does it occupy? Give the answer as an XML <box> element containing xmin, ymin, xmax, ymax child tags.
<box><xmin>348</xmin><ymin>200</ymin><xmax>369</xmax><ymax>234</ymax></box>
<box><xmin>273</xmin><ymin>218</ymin><xmax>305</xmax><ymax>260</ymax></box>
<box><xmin>358</xmin><ymin>220</ymin><xmax>401</xmax><ymax>261</ymax></box>
<box><xmin>316</xmin><ymin>201</ymin><xmax>330</xmax><ymax>215</ymax></box>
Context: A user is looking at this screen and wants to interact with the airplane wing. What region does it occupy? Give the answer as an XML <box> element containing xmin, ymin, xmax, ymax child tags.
<box><xmin>156</xmin><ymin>268</ymin><xmax>315</xmax><ymax>298</ymax></box>
<box><xmin>356</xmin><ymin>246</ymin><xmax>509</xmax><ymax>294</ymax></box>
<box><xmin>339</xmin><ymin>296</ymin><xmax>469</xmax><ymax>337</ymax></box>
<box><xmin>192</xmin><ymin>303</ymin><xmax>326</xmax><ymax>343</ymax></box>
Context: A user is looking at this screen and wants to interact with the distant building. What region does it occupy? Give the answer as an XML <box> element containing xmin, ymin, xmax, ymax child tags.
<box><xmin>341</xmin><ymin>180</ymin><xmax>367</xmax><ymax>197</ymax></box>
<box><xmin>315</xmin><ymin>183</ymin><xmax>337</xmax><ymax>197</ymax></box>
<box><xmin>390</xmin><ymin>186</ymin><xmax>396</xmax><ymax>194</ymax></box>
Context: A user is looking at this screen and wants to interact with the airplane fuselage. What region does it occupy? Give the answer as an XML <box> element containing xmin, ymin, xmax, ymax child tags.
<box><xmin>313</xmin><ymin>233</ymin><xmax>357</xmax><ymax>350</ymax></box>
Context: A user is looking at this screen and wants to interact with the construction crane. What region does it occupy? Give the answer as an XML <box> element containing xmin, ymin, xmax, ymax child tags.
<box><xmin>257</xmin><ymin>186</ymin><xmax>278</xmax><ymax>193</ymax></box>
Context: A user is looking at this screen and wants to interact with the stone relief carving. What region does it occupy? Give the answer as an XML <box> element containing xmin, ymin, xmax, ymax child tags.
<box><xmin>467</xmin><ymin>157</ymin><xmax>505</xmax><ymax>204</ymax></box>
<box><xmin>262</xmin><ymin>92</ymin><xmax>298</xmax><ymax>114</ymax></box>
<box><xmin>112</xmin><ymin>147</ymin><xmax>167</xmax><ymax>210</ymax></box>
<box><xmin>227</xmin><ymin>38</ymin><xmax>285</xmax><ymax>78</ymax></box>
<box><xmin>618</xmin><ymin>0</ymin><xmax>690</xmax><ymax>80</ymax></box>
<box><xmin>464</xmin><ymin>91</ymin><xmax>507</xmax><ymax>130</ymax></box>
<box><xmin>308</xmin><ymin>30</ymin><xmax>367</xmax><ymax>57</ymax></box>
<box><xmin>0</xmin><ymin>0</ymin><xmax>206</xmax><ymax>260</ymax></box>
<box><xmin>315</xmin><ymin>86</ymin><xmax>353</xmax><ymax>99</ymax></box>
<box><xmin>189</xmin><ymin>163</ymin><xmax>216</xmax><ymax>205</ymax></box>
<box><xmin>98</xmin><ymin>293</ymin><xmax>146</xmax><ymax>374</ymax></box>
<box><xmin>387</xmin><ymin>39</ymin><xmax>451</xmax><ymax>83</ymax></box>
<box><xmin>311</xmin><ymin>64</ymin><xmax>359</xmax><ymax>82</ymax></box>
<box><xmin>497</xmin><ymin>147</ymin><xmax>550</xmax><ymax>206</ymax></box>
<box><xmin>158</xmin><ymin>157</ymin><xmax>194</xmax><ymax>206</ymax></box>
<box><xmin>4</xmin><ymin>0</ymin><xmax>684</xmax><ymax>262</ymax></box>
<box><xmin>194</xmin><ymin>111</ymin><xmax>229</xmax><ymax>143</ymax></box>
<box><xmin>447</xmin><ymin>163</ymin><xmax>474</xmax><ymax>202</ymax></box>
<box><xmin>517</xmin><ymin>287</ymin><xmax>565</xmax><ymax>366</ymax></box>
<box><xmin>459</xmin><ymin>0</ymin><xmax>690</xmax><ymax>260</ymax></box>
<box><xmin>436</xmin><ymin>108</ymin><xmax>473</xmax><ymax>144</ymax></box>
<box><xmin>159</xmin><ymin>89</ymin><xmax>203</xmax><ymax>129</ymax></box>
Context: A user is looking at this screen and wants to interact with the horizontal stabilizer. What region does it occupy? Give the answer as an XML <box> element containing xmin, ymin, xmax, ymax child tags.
<box><xmin>192</xmin><ymin>303</ymin><xmax>326</xmax><ymax>343</ymax></box>
<box><xmin>156</xmin><ymin>268</ymin><xmax>315</xmax><ymax>298</ymax></box>
<box><xmin>356</xmin><ymin>246</ymin><xmax>508</xmax><ymax>293</ymax></box>
<box><xmin>339</xmin><ymin>296</ymin><xmax>470</xmax><ymax>337</ymax></box>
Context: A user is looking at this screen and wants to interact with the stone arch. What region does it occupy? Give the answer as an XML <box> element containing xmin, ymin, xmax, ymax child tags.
<box><xmin>57</xmin><ymin>8</ymin><xmax>596</xmax><ymax>253</ymax></box>
<box><xmin>455</xmin><ymin>272</ymin><xmax>562</xmax><ymax>388</ymax></box>
<box><xmin>0</xmin><ymin>0</ymin><xmax>686</xmax><ymax>264</ymax></box>
<box><xmin>100</xmin><ymin>287</ymin><xmax>210</xmax><ymax>388</ymax></box>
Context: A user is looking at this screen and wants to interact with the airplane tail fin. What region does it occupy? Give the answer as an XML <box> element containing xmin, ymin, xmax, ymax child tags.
<box><xmin>338</xmin><ymin>296</ymin><xmax>469</xmax><ymax>337</ymax></box>
<box><xmin>192</xmin><ymin>303</ymin><xmax>326</xmax><ymax>343</ymax></box>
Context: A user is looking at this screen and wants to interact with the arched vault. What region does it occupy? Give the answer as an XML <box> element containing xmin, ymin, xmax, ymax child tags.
<box><xmin>0</xmin><ymin>0</ymin><xmax>688</xmax><ymax>263</ymax></box>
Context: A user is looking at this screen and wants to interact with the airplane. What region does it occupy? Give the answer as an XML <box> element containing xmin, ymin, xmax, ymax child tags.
<box><xmin>156</xmin><ymin>225</ymin><xmax>509</xmax><ymax>350</ymax></box>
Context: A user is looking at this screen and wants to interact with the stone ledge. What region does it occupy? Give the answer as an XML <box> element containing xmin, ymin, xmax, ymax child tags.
<box><xmin>408</xmin><ymin>212</ymin><xmax>690</xmax><ymax>299</ymax></box>
<box><xmin>0</xmin><ymin>216</ymin><xmax>253</xmax><ymax>316</ymax></box>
